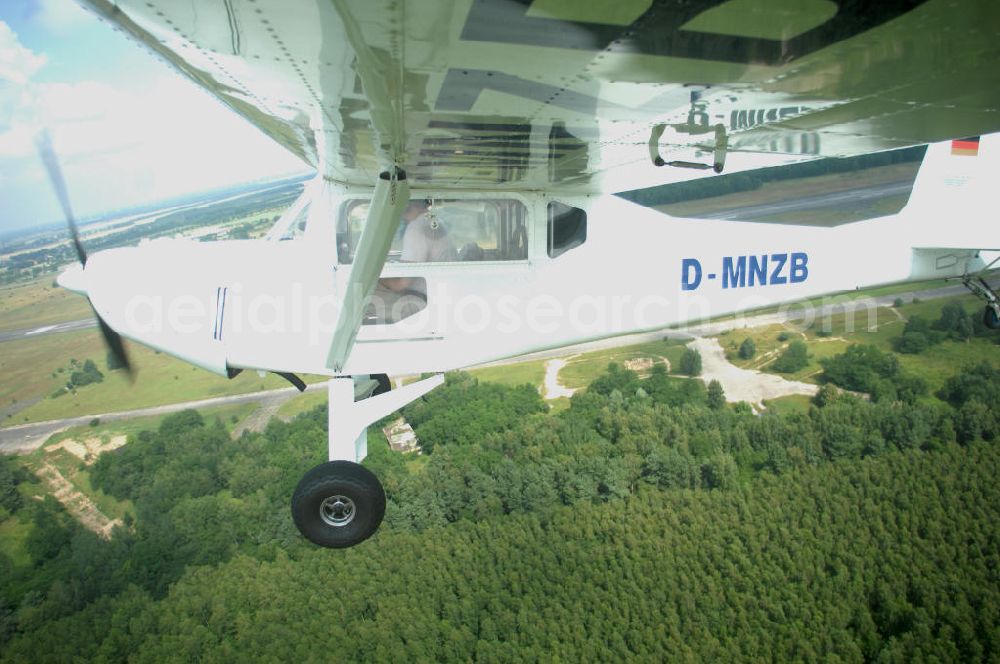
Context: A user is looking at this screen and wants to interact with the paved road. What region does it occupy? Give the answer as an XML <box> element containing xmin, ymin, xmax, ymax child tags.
<box><xmin>0</xmin><ymin>382</ymin><xmax>324</xmax><ymax>455</ymax></box>
<box><xmin>0</xmin><ymin>318</ymin><xmax>96</xmax><ymax>343</ymax></box>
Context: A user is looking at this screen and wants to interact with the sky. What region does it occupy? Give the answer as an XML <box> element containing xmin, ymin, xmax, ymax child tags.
<box><xmin>0</xmin><ymin>0</ymin><xmax>309</xmax><ymax>233</ymax></box>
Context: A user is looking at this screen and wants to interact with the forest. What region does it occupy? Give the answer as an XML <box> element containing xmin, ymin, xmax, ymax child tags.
<box><xmin>1</xmin><ymin>348</ymin><xmax>998</xmax><ymax>661</ymax></box>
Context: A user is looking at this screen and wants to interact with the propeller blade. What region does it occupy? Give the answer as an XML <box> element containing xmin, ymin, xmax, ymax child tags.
<box><xmin>36</xmin><ymin>130</ymin><xmax>134</xmax><ymax>381</ymax></box>
<box><xmin>96</xmin><ymin>313</ymin><xmax>134</xmax><ymax>380</ymax></box>
<box><xmin>35</xmin><ymin>130</ymin><xmax>87</xmax><ymax>266</ymax></box>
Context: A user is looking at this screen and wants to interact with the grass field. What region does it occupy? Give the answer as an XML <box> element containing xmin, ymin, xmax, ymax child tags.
<box><xmin>723</xmin><ymin>294</ymin><xmax>998</xmax><ymax>393</ymax></box>
<box><xmin>0</xmin><ymin>327</ymin><xmax>302</xmax><ymax>425</ymax></box>
<box><xmin>696</xmin><ymin>277</ymin><xmax>957</xmax><ymax>331</ymax></box>
<box><xmin>761</xmin><ymin>394</ymin><xmax>814</xmax><ymax>416</ymax></box>
<box><xmin>42</xmin><ymin>401</ymin><xmax>260</xmax><ymax>445</ymax></box>
<box><xmin>0</xmin><ymin>515</ymin><xmax>33</xmax><ymax>567</ymax></box>
<box><xmin>724</xmin><ymin>306</ymin><xmax>902</xmax><ymax>381</ymax></box>
<box><xmin>0</xmin><ymin>274</ymin><xmax>93</xmax><ymax>332</ymax></box>
<box><xmin>276</xmin><ymin>390</ymin><xmax>328</xmax><ymax>420</ymax></box>
<box><xmin>469</xmin><ymin>359</ymin><xmax>547</xmax><ymax>390</ymax></box>
<box><xmin>560</xmin><ymin>339</ymin><xmax>688</xmax><ymax>389</ymax></box>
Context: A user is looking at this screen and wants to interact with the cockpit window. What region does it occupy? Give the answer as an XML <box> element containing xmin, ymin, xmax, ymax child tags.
<box><xmin>338</xmin><ymin>198</ymin><xmax>528</xmax><ymax>264</ymax></box>
<box><xmin>547</xmin><ymin>201</ymin><xmax>586</xmax><ymax>258</ymax></box>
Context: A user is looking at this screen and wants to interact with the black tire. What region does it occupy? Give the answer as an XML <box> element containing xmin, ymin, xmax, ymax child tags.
<box><xmin>372</xmin><ymin>373</ymin><xmax>391</xmax><ymax>396</ymax></box>
<box><xmin>984</xmin><ymin>306</ymin><xmax>1000</xmax><ymax>330</ymax></box>
<box><xmin>291</xmin><ymin>461</ymin><xmax>386</xmax><ymax>548</ymax></box>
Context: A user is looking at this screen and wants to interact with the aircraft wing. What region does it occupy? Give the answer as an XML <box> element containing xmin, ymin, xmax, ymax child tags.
<box><xmin>78</xmin><ymin>0</ymin><xmax>1000</xmax><ymax>193</ymax></box>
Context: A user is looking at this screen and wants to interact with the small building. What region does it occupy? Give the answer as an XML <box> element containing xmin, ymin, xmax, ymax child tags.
<box><xmin>382</xmin><ymin>417</ymin><xmax>420</xmax><ymax>453</ymax></box>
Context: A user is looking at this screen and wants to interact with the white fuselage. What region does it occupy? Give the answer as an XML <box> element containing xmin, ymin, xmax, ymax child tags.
<box><xmin>72</xmin><ymin>180</ymin><xmax>984</xmax><ymax>380</ymax></box>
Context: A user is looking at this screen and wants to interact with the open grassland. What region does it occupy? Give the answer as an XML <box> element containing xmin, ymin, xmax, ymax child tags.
<box><xmin>698</xmin><ymin>277</ymin><xmax>956</xmax><ymax>330</ymax></box>
<box><xmin>0</xmin><ymin>515</ymin><xmax>32</xmax><ymax>567</ymax></box>
<box><xmin>0</xmin><ymin>274</ymin><xmax>93</xmax><ymax>332</ymax></box>
<box><xmin>724</xmin><ymin>294</ymin><xmax>998</xmax><ymax>393</ymax></box>
<box><xmin>275</xmin><ymin>389</ymin><xmax>328</xmax><ymax>420</ymax></box>
<box><xmin>43</xmin><ymin>401</ymin><xmax>260</xmax><ymax>445</ymax></box>
<box><xmin>761</xmin><ymin>394</ymin><xmax>814</xmax><ymax>415</ymax></box>
<box><xmin>465</xmin><ymin>340</ymin><xmax>688</xmax><ymax>395</ymax></box>
<box><xmin>560</xmin><ymin>339</ymin><xmax>688</xmax><ymax>389</ymax></box>
<box><xmin>0</xmin><ymin>328</ymin><xmax>306</xmax><ymax>425</ymax></box>
<box><xmin>469</xmin><ymin>359</ymin><xmax>547</xmax><ymax>390</ymax></box>
<box><xmin>724</xmin><ymin>306</ymin><xmax>901</xmax><ymax>382</ymax></box>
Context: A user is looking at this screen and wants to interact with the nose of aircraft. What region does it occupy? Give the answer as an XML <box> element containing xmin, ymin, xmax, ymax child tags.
<box><xmin>57</xmin><ymin>262</ymin><xmax>88</xmax><ymax>295</ymax></box>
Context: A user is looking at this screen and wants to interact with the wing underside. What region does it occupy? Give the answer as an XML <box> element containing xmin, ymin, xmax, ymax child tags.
<box><xmin>79</xmin><ymin>0</ymin><xmax>1000</xmax><ymax>193</ymax></box>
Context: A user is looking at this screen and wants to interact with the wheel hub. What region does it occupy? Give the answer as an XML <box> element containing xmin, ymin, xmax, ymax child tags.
<box><xmin>319</xmin><ymin>494</ymin><xmax>356</xmax><ymax>527</ymax></box>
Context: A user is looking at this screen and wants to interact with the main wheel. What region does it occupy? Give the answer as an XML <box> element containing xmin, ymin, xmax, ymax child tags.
<box><xmin>984</xmin><ymin>305</ymin><xmax>1000</xmax><ymax>330</ymax></box>
<box><xmin>291</xmin><ymin>461</ymin><xmax>386</xmax><ymax>548</ymax></box>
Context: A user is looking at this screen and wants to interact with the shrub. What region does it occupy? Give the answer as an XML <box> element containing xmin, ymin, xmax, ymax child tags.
<box><xmin>678</xmin><ymin>348</ymin><xmax>702</xmax><ymax>376</ymax></box>
<box><xmin>772</xmin><ymin>341</ymin><xmax>808</xmax><ymax>373</ymax></box>
<box><xmin>707</xmin><ymin>380</ymin><xmax>726</xmax><ymax>409</ymax></box>
<box><xmin>896</xmin><ymin>331</ymin><xmax>929</xmax><ymax>354</ymax></box>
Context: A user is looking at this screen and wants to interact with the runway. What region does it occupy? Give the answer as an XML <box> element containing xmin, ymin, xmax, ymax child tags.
<box><xmin>0</xmin><ymin>318</ymin><xmax>96</xmax><ymax>343</ymax></box>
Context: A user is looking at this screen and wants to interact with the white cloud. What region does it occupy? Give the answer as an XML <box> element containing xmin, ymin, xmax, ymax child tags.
<box><xmin>0</xmin><ymin>12</ymin><xmax>307</xmax><ymax>230</ymax></box>
<box><xmin>33</xmin><ymin>0</ymin><xmax>92</xmax><ymax>34</ymax></box>
<box><xmin>0</xmin><ymin>21</ymin><xmax>47</xmax><ymax>86</ymax></box>
<box><xmin>0</xmin><ymin>19</ymin><xmax>46</xmax><ymax>157</ymax></box>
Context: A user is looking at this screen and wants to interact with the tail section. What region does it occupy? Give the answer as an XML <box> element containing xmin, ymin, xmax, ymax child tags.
<box><xmin>904</xmin><ymin>133</ymin><xmax>1000</xmax><ymax>251</ymax></box>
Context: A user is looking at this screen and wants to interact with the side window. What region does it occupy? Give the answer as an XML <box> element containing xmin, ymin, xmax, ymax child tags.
<box><xmin>338</xmin><ymin>201</ymin><xmax>368</xmax><ymax>263</ymax></box>
<box><xmin>547</xmin><ymin>201</ymin><xmax>586</xmax><ymax>258</ymax></box>
<box><xmin>338</xmin><ymin>198</ymin><xmax>528</xmax><ymax>264</ymax></box>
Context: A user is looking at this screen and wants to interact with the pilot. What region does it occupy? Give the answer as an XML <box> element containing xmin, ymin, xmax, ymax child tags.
<box><xmin>399</xmin><ymin>199</ymin><xmax>457</xmax><ymax>264</ymax></box>
<box><xmin>369</xmin><ymin>199</ymin><xmax>455</xmax><ymax>323</ymax></box>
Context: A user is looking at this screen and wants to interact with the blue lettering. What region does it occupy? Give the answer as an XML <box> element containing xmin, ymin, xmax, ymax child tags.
<box><xmin>681</xmin><ymin>258</ymin><xmax>702</xmax><ymax>291</ymax></box>
<box><xmin>722</xmin><ymin>256</ymin><xmax>746</xmax><ymax>289</ymax></box>
<box><xmin>769</xmin><ymin>253</ymin><xmax>788</xmax><ymax>285</ymax></box>
<box><xmin>749</xmin><ymin>255</ymin><xmax>767</xmax><ymax>286</ymax></box>
<box><xmin>790</xmin><ymin>252</ymin><xmax>809</xmax><ymax>283</ymax></box>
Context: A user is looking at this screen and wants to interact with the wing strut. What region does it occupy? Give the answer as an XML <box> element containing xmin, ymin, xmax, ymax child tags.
<box><xmin>325</xmin><ymin>168</ymin><xmax>409</xmax><ymax>372</ymax></box>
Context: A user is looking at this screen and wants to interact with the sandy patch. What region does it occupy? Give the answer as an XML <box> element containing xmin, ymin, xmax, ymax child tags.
<box><xmin>35</xmin><ymin>463</ymin><xmax>122</xmax><ymax>538</ymax></box>
<box><xmin>623</xmin><ymin>357</ymin><xmax>654</xmax><ymax>373</ymax></box>
<box><xmin>690</xmin><ymin>337</ymin><xmax>818</xmax><ymax>410</ymax></box>
<box><xmin>45</xmin><ymin>435</ymin><xmax>127</xmax><ymax>465</ymax></box>
<box><xmin>544</xmin><ymin>358</ymin><xmax>577</xmax><ymax>400</ymax></box>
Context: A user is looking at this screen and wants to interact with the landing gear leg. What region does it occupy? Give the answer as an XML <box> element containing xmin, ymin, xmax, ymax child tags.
<box><xmin>290</xmin><ymin>373</ymin><xmax>444</xmax><ymax>548</ymax></box>
<box><xmin>961</xmin><ymin>268</ymin><xmax>1000</xmax><ymax>330</ymax></box>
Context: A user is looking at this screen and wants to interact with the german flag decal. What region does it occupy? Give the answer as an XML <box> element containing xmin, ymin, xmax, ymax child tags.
<box><xmin>952</xmin><ymin>136</ymin><xmax>980</xmax><ymax>156</ymax></box>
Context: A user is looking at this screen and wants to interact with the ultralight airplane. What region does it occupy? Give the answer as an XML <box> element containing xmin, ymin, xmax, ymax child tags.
<box><xmin>42</xmin><ymin>0</ymin><xmax>1000</xmax><ymax>547</ymax></box>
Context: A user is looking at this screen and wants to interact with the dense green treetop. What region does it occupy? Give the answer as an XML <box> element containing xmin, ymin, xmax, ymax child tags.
<box><xmin>2</xmin><ymin>351</ymin><xmax>999</xmax><ymax>661</ymax></box>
